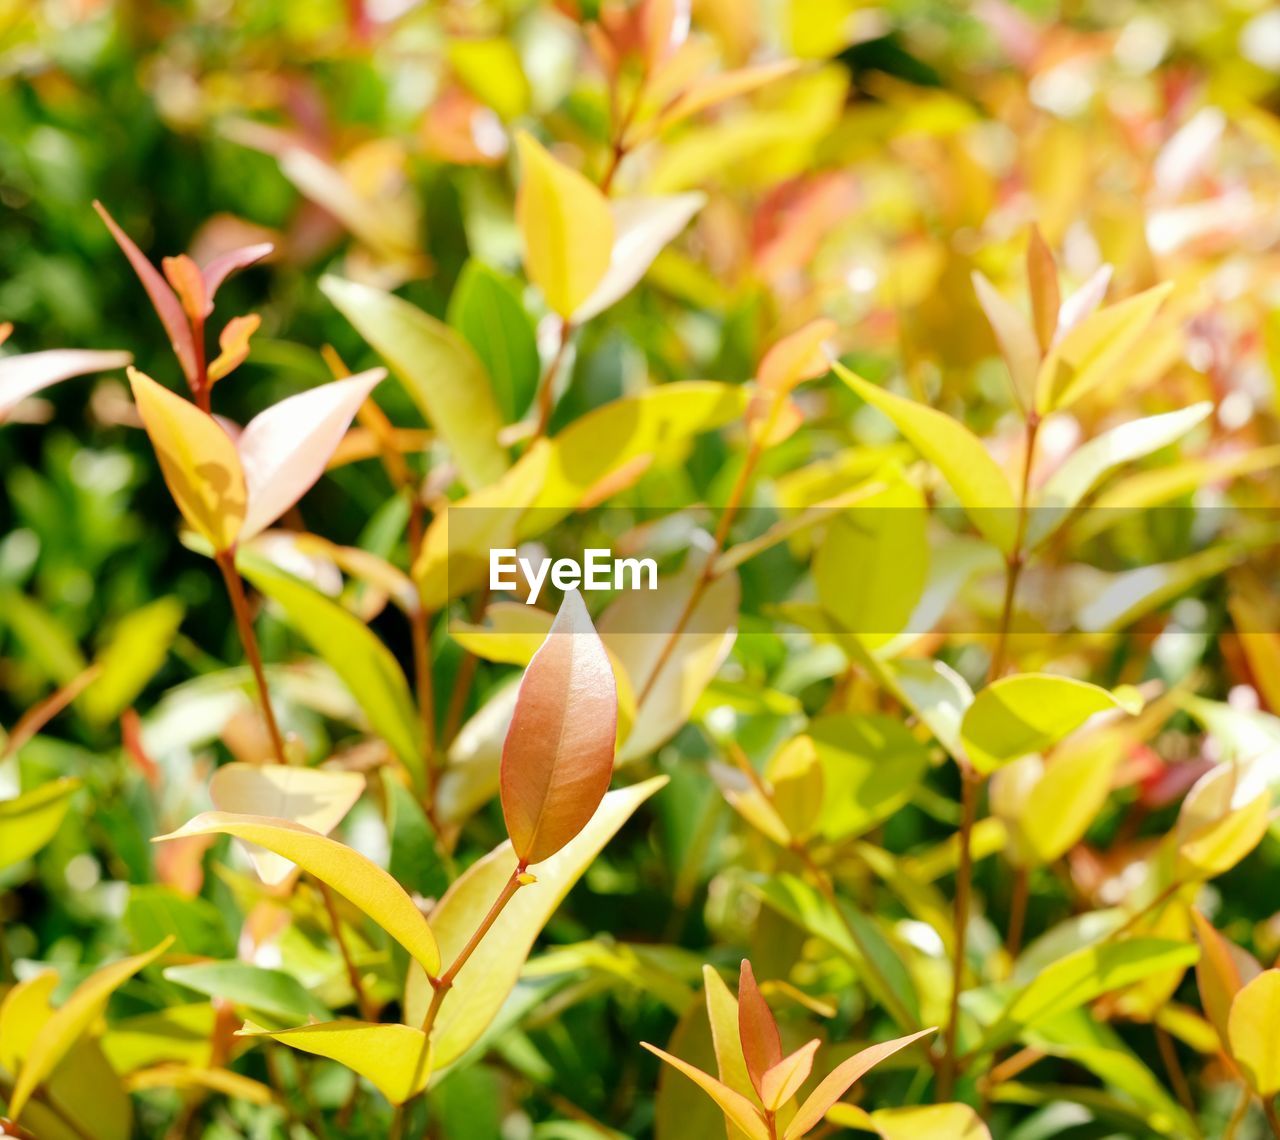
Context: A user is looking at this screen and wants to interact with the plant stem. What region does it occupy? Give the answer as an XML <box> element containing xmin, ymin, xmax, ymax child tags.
<box><xmin>1006</xmin><ymin>865</ymin><xmax>1029</xmax><ymax>961</ymax></box>
<box><xmin>317</xmin><ymin>879</ymin><xmax>375</xmax><ymax>1021</ymax></box>
<box><xmin>406</xmin><ymin>491</ymin><xmax>438</xmax><ymax>782</ymax></box>
<box><xmin>215</xmin><ymin>550</ymin><xmax>287</xmax><ymax>765</ymax></box>
<box><xmin>1155</xmin><ymin>1026</ymin><xmax>1200</xmax><ymax>1137</ymax></box>
<box><xmin>939</xmin><ymin>766</ymin><xmax>979</xmax><ymax>1099</ymax></box>
<box><xmin>1223</xmin><ymin>1087</ymin><xmax>1250</xmax><ymax>1140</ymax></box>
<box><xmin>532</xmin><ymin>318</ymin><xmax>573</xmax><ymax>440</ymax></box>
<box><xmin>1264</xmin><ymin>1096</ymin><xmax>1280</xmax><ymax>1140</ymax></box>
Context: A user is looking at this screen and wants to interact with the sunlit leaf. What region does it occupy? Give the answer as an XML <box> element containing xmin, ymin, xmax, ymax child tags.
<box><xmin>501</xmin><ymin>589</ymin><xmax>617</xmax><ymax>865</ymax></box>
<box><xmin>164</xmin><ymin>961</ymin><xmax>331</xmax><ymax>1022</ymax></box>
<box><xmin>238</xmin><ymin>1020</ymin><xmax>432</xmax><ymax>1105</ymax></box>
<box><xmin>0</xmin><ymin>778</ymin><xmax>81</xmax><ymax>872</ymax></box>
<box><xmin>1190</xmin><ymin>909</ymin><xmax>1261</xmax><ymax>1051</ymax></box>
<box><xmin>206</xmin><ymin>314</ymin><xmax>260</xmax><ymax>385</ymax></box>
<box><xmin>761</xmin><ymin>1039</ymin><xmax>819</xmax><ymax>1111</ymax></box>
<box><xmin>972</xmin><ymin>271</ymin><xmax>1038</xmax><ymax>411</ymax></box>
<box><xmin>1227</xmin><ymin>970</ymin><xmax>1280</xmax><ymax>1096</ymax></box>
<box><xmin>515</xmin><ymin>131</ymin><xmax>615</xmax><ymax>318</ymax></box>
<box><xmin>129</xmin><ymin>367</ymin><xmax>246</xmax><ymax>551</ymax></box>
<box><xmin>649</xmin><ymin>61</ymin><xmax>801</xmax><ymax>137</ymax></box>
<box><xmin>0</xmin><ymin>348</ymin><xmax>132</xmax><ymax>421</ymax></box>
<box><xmin>736</xmin><ymin>960</ymin><xmax>781</xmax><ymax>1099</ymax></box>
<box><xmin>80</xmin><ymin>597</ymin><xmax>184</xmax><ymax>726</ymax></box>
<box><xmin>448</xmin><ymin>260</ymin><xmax>540</xmax><ymax>422</ymax></box>
<box><xmin>153</xmin><ymin>813</ymin><xmax>440</xmax><ymax>975</ymax></box>
<box><xmin>639</xmin><ymin>1043</ymin><xmax>770</xmax><ymax>1140</ymax></box>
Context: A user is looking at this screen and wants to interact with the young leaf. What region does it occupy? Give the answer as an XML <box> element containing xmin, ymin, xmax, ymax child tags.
<box><xmin>237</xmin><ymin>1021</ymin><xmax>432</xmax><ymax>1105</ymax></box>
<box><xmin>972</xmin><ymin>271</ymin><xmax>1039</xmax><ymax>411</ymax></box>
<box><xmin>405</xmin><ymin>777</ymin><xmax>667</xmax><ymax>1069</ymax></box>
<box><xmin>208</xmin><ymin>763</ymin><xmax>366</xmax><ymax>885</ymax></box>
<box><xmin>320</xmin><ymin>275</ymin><xmax>508</xmax><ymax>490</ymax></box>
<box><xmin>761</xmin><ymin>1039</ymin><xmax>820</xmax><ymax>1111</ymax></box>
<box><xmin>0</xmin><ymin>348</ymin><xmax>132</xmax><ymax>421</ymax></box>
<box><xmin>7</xmin><ymin>938</ymin><xmax>173</xmax><ymax>1124</ymax></box>
<box><xmin>0</xmin><ymin>778</ymin><xmax>81</xmax><ymax>872</ymax></box>
<box><xmin>832</xmin><ymin>361</ymin><xmax>1018</xmax><ymax>553</ymax></box>
<box><xmin>207</xmin><ymin>314</ymin><xmax>260</xmax><ymax>385</ymax></box>
<box><xmin>1190</xmin><ymin>909</ymin><xmax>1261</xmax><ymax>1050</ymax></box>
<box><xmin>737</xmin><ymin>960</ymin><xmax>782</xmax><ymax>1099</ymax></box>
<box><xmin>80</xmin><ymin>597</ymin><xmax>185</xmax><ymax>726</ymax></box>
<box><xmin>514</xmin><ymin>131</ymin><xmax>615</xmax><ymax>318</ymax></box>
<box><xmin>649</xmin><ymin>60</ymin><xmax>801</xmax><ymax>137</ymax></box>
<box><xmin>961</xmin><ymin>675</ymin><xmax>1136</xmax><ymax>774</ymax></box>
<box><xmin>703</xmin><ymin>966</ymin><xmax>755</xmax><ymax>1109</ymax></box>
<box><xmin>94</xmin><ymin>202</ymin><xmax>200</xmax><ymax>386</ymax></box>
<box><xmin>758</xmin><ymin>319</ymin><xmax>838</xmax><ymax>395</ymax></box>
<box><xmin>200</xmin><ymin>242</ymin><xmax>273</xmax><ymax>302</ymax></box>
<box><xmin>1175</xmin><ymin>761</ymin><xmax>1272</xmax><ymax>879</ymax></box>
<box><xmin>1026</xmin><ymin>225</ymin><xmax>1060</xmax><ymax>353</ymax></box>
<box><xmin>501</xmin><ymin>588</ymin><xmax>618</xmax><ymax>866</ymax></box>
<box><xmin>152</xmin><ymin>813</ymin><xmax>440</xmax><ymax>976</ymax></box>
<box><xmin>574</xmin><ymin>193</ymin><xmax>705</xmax><ymax>322</ymax></box>
<box><xmin>129</xmin><ymin>367</ymin><xmax>246</xmax><ymax>552</ymax></box>
<box><xmin>782</xmin><ymin>1029</ymin><xmax>935</xmax><ymax>1139</ymax></box>
<box><xmin>1227</xmin><ymin>970</ymin><xmax>1280</xmax><ymax>1096</ymax></box>
<box><xmin>639</xmin><ymin>1043</ymin><xmax>771</xmax><ymax>1140</ymax></box>
<box><xmin>236</xmin><ymin>369</ymin><xmax>385</xmax><ymax>540</ymax></box>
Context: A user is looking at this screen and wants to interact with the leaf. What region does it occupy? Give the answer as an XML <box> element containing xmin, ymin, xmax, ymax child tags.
<box><xmin>871</xmin><ymin>1103</ymin><xmax>992</xmax><ymax>1140</ymax></box>
<box><xmin>649</xmin><ymin>60</ymin><xmax>801</xmax><ymax>136</ymax></box>
<box><xmin>100</xmin><ymin>1004</ymin><xmax>217</xmax><ymax>1074</ymax></box>
<box><xmin>153</xmin><ymin>813</ymin><xmax>440</xmax><ymax>975</ymax></box>
<box><xmin>703</xmin><ymin>965</ymin><xmax>756</xmax><ymax>1118</ymax></box>
<box><xmin>94</xmin><ymin>202</ymin><xmax>199</xmax><ymax>386</ymax></box>
<box><xmin>761</xmin><ymin>1039</ymin><xmax>820</xmax><ymax>1111</ymax></box>
<box><xmin>1227</xmin><ymin>970</ymin><xmax>1280</xmax><ymax>1096</ymax></box>
<box><xmin>200</xmin><ymin>242</ymin><xmax>273</xmax><ymax>302</ymax></box>
<box><xmin>207</xmin><ymin>313</ymin><xmax>260</xmax><ymax>384</ymax></box>
<box><xmin>961</xmin><ymin>675</ymin><xmax>1135</xmax><ymax>775</ymax></box>
<box><xmin>124</xmin><ymin>886</ymin><xmax>235</xmax><ymax>958</ymax></box>
<box><xmin>447</xmin><ymin>261</ymin><xmax>540</xmax><ymax>422</ymax></box>
<box><xmin>128</xmin><ymin>367</ymin><xmax>246</xmax><ymax>551</ymax></box>
<box><xmin>236</xmin><ymin>369</ymin><xmax>386</xmax><ymax>540</ymax></box>
<box><xmin>320</xmin><ymin>276</ymin><xmax>508</xmax><ymax>490</ymax></box>
<box><xmin>984</xmin><ymin>939</ymin><xmax>1199</xmax><ymax>1052</ymax></box>
<box><xmin>782</xmin><ymin>1029</ymin><xmax>935</xmax><ymax>1139</ymax></box>
<box><xmin>446</xmin><ymin>37</ymin><xmax>530</xmax><ymax>119</ymax></box>
<box><xmin>81</xmin><ymin>597</ymin><xmax>185</xmax><ymax>725</ymax></box>
<box><xmin>500</xmin><ymin>589</ymin><xmax>618</xmax><ymax>865</ymax></box>
<box><xmin>164</xmin><ymin>961</ymin><xmax>331</xmax><ymax>1022</ymax></box>
<box><xmin>404</xmin><ymin>777</ymin><xmax>667</xmax><ymax>1069</ymax></box>
<box><xmin>1036</xmin><ymin>282</ymin><xmax>1173</xmax><ymax>413</ymax></box>
<box><xmin>832</xmin><ymin>361</ymin><xmax>1017</xmax><ymax>553</ymax></box>
<box><xmin>736</xmin><ymin>961</ymin><xmax>781</xmax><ymax>1099</ymax></box>
<box><xmin>208</xmin><ymin>763</ymin><xmax>365</xmax><ymax>885</ymax></box>
<box><xmin>766</xmin><ymin>735</ymin><xmax>824</xmax><ymax>842</ymax></box>
<box><xmin>1026</xmin><ymin>225</ymin><xmax>1060</xmax><ymax>353</ymax></box>
<box><xmin>238</xmin><ymin>1020</ymin><xmax>432</xmax><ymax>1105</ymax></box>
<box><xmin>450</xmin><ymin>603</ymin><xmax>555</xmax><ymax>666</ymax></box>
<box><xmin>162</xmin><ymin>253</ymin><xmax>208</xmax><ymax>325</ymax></box>
<box><xmin>514</xmin><ymin>131</ymin><xmax>615</xmax><ymax>318</ymax></box>
<box><xmin>0</xmin><ymin>779</ymin><xmax>81</xmax><ymax>872</ymax></box>
<box><xmin>7</xmin><ymin>938</ymin><xmax>173</xmax><ymax>1123</ymax></box>
<box><xmin>1191</xmin><ymin>909</ymin><xmax>1261</xmax><ymax>1050</ymax></box>
<box><xmin>0</xmin><ymin>349</ymin><xmax>132</xmax><ymax>420</ymax></box>
<box><xmin>574</xmin><ymin>194</ymin><xmax>706</xmax><ymax>322</ymax></box>
<box><xmin>124</xmin><ymin>1064</ymin><xmax>275</xmax><ymax>1105</ymax></box>
<box><xmin>1030</xmin><ymin>403</ymin><xmax>1212</xmax><ymax>545</ymax></box>
<box><xmin>639</xmin><ymin>1043</ymin><xmax>770</xmax><ymax>1140</ymax></box>
<box><xmin>972</xmin><ymin>271</ymin><xmax>1038</xmax><ymax>411</ymax></box>
<box><xmin>1175</xmin><ymin>761</ymin><xmax>1272</xmax><ymax>879</ymax></box>
<box><xmin>239</xmin><ymin>558</ymin><xmax>423</xmax><ymax>785</ymax></box>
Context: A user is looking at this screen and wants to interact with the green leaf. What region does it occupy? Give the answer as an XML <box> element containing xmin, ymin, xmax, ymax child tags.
<box><xmin>832</xmin><ymin>361</ymin><xmax>1017</xmax><ymax>553</ymax></box>
<box><xmin>983</xmin><ymin>939</ymin><xmax>1199</xmax><ymax>1052</ymax></box>
<box><xmin>0</xmin><ymin>778</ymin><xmax>81</xmax><ymax>872</ymax></box>
<box><xmin>404</xmin><ymin>776</ymin><xmax>667</xmax><ymax>1069</ymax></box>
<box><xmin>961</xmin><ymin>674</ymin><xmax>1135</xmax><ymax>774</ymax></box>
<box><xmin>81</xmin><ymin>597</ymin><xmax>184</xmax><ymax>725</ymax></box>
<box><xmin>447</xmin><ymin>260</ymin><xmax>539</xmax><ymax>423</ymax></box>
<box><xmin>164</xmin><ymin>961</ymin><xmax>331</xmax><ymax>1023</ymax></box>
<box><xmin>1</xmin><ymin>589</ymin><xmax>88</xmax><ymax>687</ymax></box>
<box><xmin>124</xmin><ymin>886</ymin><xmax>235</xmax><ymax>958</ymax></box>
<box><xmin>385</xmin><ymin>771</ymin><xmax>449</xmax><ymax>900</ymax></box>
<box><xmin>320</xmin><ymin>275</ymin><xmax>508</xmax><ymax>491</ymax></box>
<box><xmin>239</xmin><ymin>557</ymin><xmax>423</xmax><ymax>786</ymax></box>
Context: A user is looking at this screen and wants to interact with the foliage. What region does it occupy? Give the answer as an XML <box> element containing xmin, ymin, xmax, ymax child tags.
<box><xmin>3</xmin><ymin>1</ymin><xmax>1280</xmax><ymax>1137</ymax></box>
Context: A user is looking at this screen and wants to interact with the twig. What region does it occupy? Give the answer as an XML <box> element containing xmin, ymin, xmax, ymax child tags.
<box><xmin>939</xmin><ymin>767</ymin><xmax>979</xmax><ymax>1099</ymax></box>
<box><xmin>317</xmin><ymin>879</ymin><xmax>375</xmax><ymax>1021</ymax></box>
<box><xmin>1155</xmin><ymin>1026</ymin><xmax>1201</xmax><ymax>1138</ymax></box>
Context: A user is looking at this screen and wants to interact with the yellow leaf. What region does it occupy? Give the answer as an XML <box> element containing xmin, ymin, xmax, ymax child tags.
<box><xmin>128</xmin><ymin>367</ymin><xmax>246</xmax><ymax>551</ymax></box>
<box><xmin>872</xmin><ymin>1103</ymin><xmax>992</xmax><ymax>1140</ymax></box>
<box><xmin>238</xmin><ymin>1020</ymin><xmax>431</xmax><ymax>1105</ymax></box>
<box><xmin>639</xmin><ymin>1043</ymin><xmax>770</xmax><ymax>1140</ymax></box>
<box><xmin>650</xmin><ymin>61</ymin><xmax>801</xmax><ymax>136</ymax></box>
<box><xmin>500</xmin><ymin>590</ymin><xmax>618</xmax><ymax>866</ymax></box>
<box><xmin>761</xmin><ymin>1039</ymin><xmax>820</xmax><ymax>1111</ymax></box>
<box><xmin>208</xmin><ymin>764</ymin><xmax>365</xmax><ymax>885</ymax></box>
<box><xmin>405</xmin><ymin>777</ymin><xmax>667</xmax><ymax>1069</ymax></box>
<box><xmin>153</xmin><ymin>813</ymin><xmax>440</xmax><ymax>975</ymax></box>
<box><xmin>1228</xmin><ymin>970</ymin><xmax>1280</xmax><ymax>1096</ymax></box>
<box><xmin>450</xmin><ymin>603</ymin><xmax>554</xmax><ymax>665</ymax></box>
<box><xmin>8</xmin><ymin>938</ymin><xmax>172</xmax><ymax>1124</ymax></box>
<box><xmin>515</xmin><ymin>132</ymin><xmax>615</xmax><ymax>318</ymax></box>
<box><xmin>1176</xmin><ymin>762</ymin><xmax>1272</xmax><ymax>879</ymax></box>
<box><xmin>0</xmin><ymin>971</ymin><xmax>59</xmax><ymax>1071</ymax></box>
<box><xmin>1191</xmin><ymin>909</ymin><xmax>1261</xmax><ymax>1051</ymax></box>
<box><xmin>125</xmin><ymin>1064</ymin><xmax>275</xmax><ymax>1105</ymax></box>
<box><xmin>0</xmin><ymin>778</ymin><xmax>81</xmax><ymax>871</ymax></box>
<box><xmin>447</xmin><ymin>38</ymin><xmax>530</xmax><ymax>120</ymax></box>
<box><xmin>207</xmin><ymin>314</ymin><xmax>260</xmax><ymax>385</ymax></box>
<box><xmin>702</xmin><ymin>966</ymin><xmax>756</xmax><ymax>1113</ymax></box>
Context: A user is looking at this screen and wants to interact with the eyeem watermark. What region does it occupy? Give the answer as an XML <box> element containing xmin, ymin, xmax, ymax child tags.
<box><xmin>490</xmin><ymin>548</ymin><xmax>658</xmax><ymax>605</ymax></box>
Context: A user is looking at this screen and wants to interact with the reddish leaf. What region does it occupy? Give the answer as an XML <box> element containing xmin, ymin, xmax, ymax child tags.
<box><xmin>500</xmin><ymin>588</ymin><xmax>618</xmax><ymax>866</ymax></box>
<box><xmin>737</xmin><ymin>960</ymin><xmax>782</xmax><ymax>1099</ymax></box>
<box><xmin>162</xmin><ymin>253</ymin><xmax>211</xmax><ymax>324</ymax></box>
<box><xmin>201</xmin><ymin>243</ymin><xmax>274</xmax><ymax>303</ymax></box>
<box><xmin>1026</xmin><ymin>224</ymin><xmax>1060</xmax><ymax>353</ymax></box>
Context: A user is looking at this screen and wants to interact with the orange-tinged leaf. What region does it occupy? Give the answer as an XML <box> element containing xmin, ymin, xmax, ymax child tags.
<box><xmin>500</xmin><ymin>588</ymin><xmax>618</xmax><ymax>865</ymax></box>
<box><xmin>128</xmin><ymin>367</ymin><xmax>246</xmax><ymax>551</ymax></box>
<box><xmin>236</xmin><ymin>369</ymin><xmax>386</xmax><ymax>541</ymax></box>
<box><xmin>782</xmin><ymin>1028</ymin><xmax>935</xmax><ymax>1140</ymax></box>
<box><xmin>200</xmin><ymin>242</ymin><xmax>273</xmax><ymax>302</ymax></box>
<box><xmin>1026</xmin><ymin>224</ymin><xmax>1060</xmax><ymax>353</ymax></box>
<box><xmin>761</xmin><ymin>1039</ymin><xmax>820</xmax><ymax>1111</ymax></box>
<box><xmin>152</xmin><ymin>812</ymin><xmax>440</xmax><ymax>976</ymax></box>
<box><xmin>515</xmin><ymin>132</ymin><xmax>615</xmax><ymax>318</ymax></box>
<box><xmin>94</xmin><ymin>201</ymin><xmax>199</xmax><ymax>386</ymax></box>
<box><xmin>207</xmin><ymin>314</ymin><xmax>261</xmax><ymax>385</ymax></box>
<box><xmin>737</xmin><ymin>960</ymin><xmax>782</xmax><ymax>1099</ymax></box>
<box><xmin>8</xmin><ymin>938</ymin><xmax>173</xmax><ymax>1124</ymax></box>
<box><xmin>1227</xmin><ymin>970</ymin><xmax>1280</xmax><ymax>1096</ymax></box>
<box><xmin>703</xmin><ymin>966</ymin><xmax>754</xmax><ymax>1106</ymax></box>
<box><xmin>162</xmin><ymin>254</ymin><xmax>210</xmax><ymax>324</ymax></box>
<box><xmin>640</xmin><ymin>1043</ymin><xmax>770</xmax><ymax>1140</ymax></box>
<box><xmin>1191</xmin><ymin>909</ymin><xmax>1261</xmax><ymax>1050</ymax></box>
<box><xmin>758</xmin><ymin>319</ymin><xmax>836</xmax><ymax>395</ymax></box>
<box><xmin>0</xmin><ymin>349</ymin><xmax>133</xmax><ymax>421</ymax></box>
<box><xmin>650</xmin><ymin>60</ymin><xmax>801</xmax><ymax>136</ymax></box>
